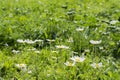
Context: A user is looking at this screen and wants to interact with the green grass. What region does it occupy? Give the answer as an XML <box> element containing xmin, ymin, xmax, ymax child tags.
<box><xmin>0</xmin><ymin>0</ymin><xmax>120</xmax><ymax>79</ymax></box>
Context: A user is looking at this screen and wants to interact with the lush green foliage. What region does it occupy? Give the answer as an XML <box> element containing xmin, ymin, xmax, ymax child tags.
<box><xmin>0</xmin><ymin>0</ymin><xmax>120</xmax><ymax>80</ymax></box>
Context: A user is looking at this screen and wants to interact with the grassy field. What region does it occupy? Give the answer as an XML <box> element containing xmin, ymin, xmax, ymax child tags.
<box><xmin>0</xmin><ymin>0</ymin><xmax>120</xmax><ymax>79</ymax></box>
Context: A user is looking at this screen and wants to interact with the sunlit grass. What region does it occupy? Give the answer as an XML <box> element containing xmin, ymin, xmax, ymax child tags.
<box><xmin>0</xmin><ymin>0</ymin><xmax>120</xmax><ymax>79</ymax></box>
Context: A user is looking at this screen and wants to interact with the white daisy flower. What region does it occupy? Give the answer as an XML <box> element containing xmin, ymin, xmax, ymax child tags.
<box><xmin>110</xmin><ymin>20</ymin><xmax>119</xmax><ymax>24</ymax></box>
<box><xmin>84</xmin><ymin>49</ymin><xmax>90</xmax><ymax>53</ymax></box>
<box><xmin>15</xmin><ymin>64</ymin><xmax>27</xmax><ymax>71</ymax></box>
<box><xmin>4</xmin><ymin>43</ymin><xmax>9</xmax><ymax>47</ymax></box>
<box><xmin>76</xmin><ymin>27</ymin><xmax>84</xmax><ymax>32</ymax></box>
<box><xmin>55</xmin><ymin>45</ymin><xmax>69</xmax><ymax>49</ymax></box>
<box><xmin>90</xmin><ymin>40</ymin><xmax>102</xmax><ymax>44</ymax></box>
<box><xmin>99</xmin><ymin>47</ymin><xmax>104</xmax><ymax>50</ymax></box>
<box><xmin>34</xmin><ymin>39</ymin><xmax>43</xmax><ymax>42</ymax></box>
<box><xmin>64</xmin><ymin>61</ymin><xmax>75</xmax><ymax>66</ymax></box>
<box><xmin>17</xmin><ymin>39</ymin><xmax>25</xmax><ymax>43</ymax></box>
<box><xmin>28</xmin><ymin>70</ymin><xmax>32</xmax><ymax>74</ymax></box>
<box><xmin>25</xmin><ymin>39</ymin><xmax>35</xmax><ymax>44</ymax></box>
<box><xmin>12</xmin><ymin>50</ymin><xmax>20</xmax><ymax>54</ymax></box>
<box><xmin>70</xmin><ymin>56</ymin><xmax>85</xmax><ymax>62</ymax></box>
<box><xmin>91</xmin><ymin>62</ymin><xmax>102</xmax><ymax>68</ymax></box>
<box><xmin>46</xmin><ymin>39</ymin><xmax>55</xmax><ymax>42</ymax></box>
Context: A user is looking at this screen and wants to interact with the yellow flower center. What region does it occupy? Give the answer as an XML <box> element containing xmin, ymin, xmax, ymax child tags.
<box><xmin>68</xmin><ymin>62</ymin><xmax>73</xmax><ymax>66</ymax></box>
<box><xmin>69</xmin><ymin>63</ymin><xmax>72</xmax><ymax>66</ymax></box>
<box><xmin>76</xmin><ymin>58</ymin><xmax>80</xmax><ymax>62</ymax></box>
<box><xmin>95</xmin><ymin>64</ymin><xmax>99</xmax><ymax>68</ymax></box>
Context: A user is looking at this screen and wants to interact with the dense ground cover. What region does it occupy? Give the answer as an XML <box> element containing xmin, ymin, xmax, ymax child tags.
<box><xmin>0</xmin><ymin>0</ymin><xmax>120</xmax><ymax>79</ymax></box>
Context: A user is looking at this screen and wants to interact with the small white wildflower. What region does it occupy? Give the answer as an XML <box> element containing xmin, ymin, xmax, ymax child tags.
<box><xmin>70</xmin><ymin>56</ymin><xmax>85</xmax><ymax>62</ymax></box>
<box><xmin>76</xmin><ymin>27</ymin><xmax>84</xmax><ymax>32</ymax></box>
<box><xmin>64</xmin><ymin>61</ymin><xmax>75</xmax><ymax>66</ymax></box>
<box><xmin>34</xmin><ymin>50</ymin><xmax>40</xmax><ymax>54</ymax></box>
<box><xmin>15</xmin><ymin>64</ymin><xmax>26</xmax><ymax>68</ymax></box>
<box><xmin>15</xmin><ymin>64</ymin><xmax>27</xmax><ymax>71</ymax></box>
<box><xmin>28</xmin><ymin>70</ymin><xmax>32</xmax><ymax>74</ymax></box>
<box><xmin>67</xmin><ymin>37</ymin><xmax>73</xmax><ymax>42</ymax></box>
<box><xmin>34</xmin><ymin>39</ymin><xmax>43</xmax><ymax>42</ymax></box>
<box><xmin>84</xmin><ymin>49</ymin><xmax>90</xmax><ymax>53</ymax></box>
<box><xmin>91</xmin><ymin>62</ymin><xmax>102</xmax><ymax>68</ymax></box>
<box><xmin>46</xmin><ymin>39</ymin><xmax>55</xmax><ymax>42</ymax></box>
<box><xmin>17</xmin><ymin>39</ymin><xmax>25</xmax><ymax>43</ymax></box>
<box><xmin>12</xmin><ymin>50</ymin><xmax>20</xmax><ymax>54</ymax></box>
<box><xmin>90</xmin><ymin>40</ymin><xmax>102</xmax><ymax>44</ymax></box>
<box><xmin>99</xmin><ymin>47</ymin><xmax>104</xmax><ymax>50</ymax></box>
<box><xmin>4</xmin><ymin>43</ymin><xmax>9</xmax><ymax>47</ymax></box>
<box><xmin>25</xmin><ymin>39</ymin><xmax>35</xmax><ymax>44</ymax></box>
<box><xmin>110</xmin><ymin>20</ymin><xmax>119</xmax><ymax>24</ymax></box>
<box><xmin>55</xmin><ymin>45</ymin><xmax>69</xmax><ymax>49</ymax></box>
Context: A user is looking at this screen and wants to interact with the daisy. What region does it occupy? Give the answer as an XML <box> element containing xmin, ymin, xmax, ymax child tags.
<box><xmin>76</xmin><ymin>27</ymin><xmax>84</xmax><ymax>32</ymax></box>
<box><xmin>55</xmin><ymin>45</ymin><xmax>69</xmax><ymax>49</ymax></box>
<box><xmin>84</xmin><ymin>49</ymin><xmax>90</xmax><ymax>53</ymax></box>
<box><xmin>46</xmin><ymin>39</ymin><xmax>55</xmax><ymax>42</ymax></box>
<box><xmin>17</xmin><ymin>39</ymin><xmax>25</xmax><ymax>43</ymax></box>
<box><xmin>12</xmin><ymin>50</ymin><xmax>20</xmax><ymax>54</ymax></box>
<box><xmin>34</xmin><ymin>39</ymin><xmax>43</xmax><ymax>42</ymax></box>
<box><xmin>91</xmin><ymin>62</ymin><xmax>102</xmax><ymax>68</ymax></box>
<box><xmin>4</xmin><ymin>43</ymin><xmax>9</xmax><ymax>47</ymax></box>
<box><xmin>110</xmin><ymin>20</ymin><xmax>118</xmax><ymax>24</ymax></box>
<box><xmin>70</xmin><ymin>56</ymin><xmax>85</xmax><ymax>62</ymax></box>
<box><xmin>15</xmin><ymin>64</ymin><xmax>27</xmax><ymax>71</ymax></box>
<box><xmin>25</xmin><ymin>39</ymin><xmax>35</xmax><ymax>44</ymax></box>
<box><xmin>99</xmin><ymin>47</ymin><xmax>104</xmax><ymax>50</ymax></box>
<box><xmin>64</xmin><ymin>61</ymin><xmax>75</xmax><ymax>66</ymax></box>
<box><xmin>90</xmin><ymin>40</ymin><xmax>102</xmax><ymax>44</ymax></box>
<box><xmin>28</xmin><ymin>70</ymin><xmax>32</xmax><ymax>74</ymax></box>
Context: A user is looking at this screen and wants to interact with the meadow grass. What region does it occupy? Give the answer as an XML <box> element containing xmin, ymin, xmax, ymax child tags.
<box><xmin>0</xmin><ymin>0</ymin><xmax>120</xmax><ymax>80</ymax></box>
